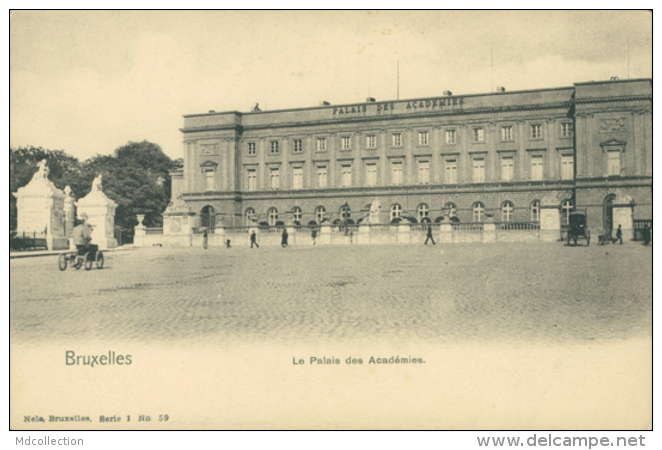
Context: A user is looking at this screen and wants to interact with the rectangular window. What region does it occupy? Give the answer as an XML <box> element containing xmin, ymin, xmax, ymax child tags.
<box><xmin>445</xmin><ymin>129</ymin><xmax>456</xmax><ymax>144</ymax></box>
<box><xmin>292</xmin><ymin>166</ymin><xmax>303</xmax><ymax>189</ymax></box>
<box><xmin>561</xmin><ymin>155</ymin><xmax>574</xmax><ymax>180</ymax></box>
<box><xmin>501</xmin><ymin>126</ymin><xmax>513</xmax><ymax>141</ymax></box>
<box><xmin>293</xmin><ymin>139</ymin><xmax>302</xmax><ymax>153</ymax></box>
<box><xmin>445</xmin><ymin>159</ymin><xmax>457</xmax><ymax>183</ymax></box>
<box><xmin>205</xmin><ymin>169</ymin><xmax>215</xmax><ymax>191</ymax></box>
<box><xmin>391</xmin><ymin>161</ymin><xmax>403</xmax><ymax>185</ymax></box>
<box><xmin>531</xmin><ymin>155</ymin><xmax>543</xmax><ymax>181</ymax></box>
<box><xmin>531</xmin><ymin>124</ymin><xmax>542</xmax><ymax>139</ymax></box>
<box><xmin>561</xmin><ymin>123</ymin><xmax>574</xmax><ymax>138</ymax></box>
<box><xmin>392</xmin><ymin>133</ymin><xmax>402</xmax><ymax>147</ymax></box>
<box><xmin>500</xmin><ymin>156</ymin><xmax>514</xmax><ymax>181</ymax></box>
<box><xmin>340</xmin><ymin>164</ymin><xmax>352</xmax><ymax>187</ymax></box>
<box><xmin>607</xmin><ymin>150</ymin><xmax>621</xmax><ymax>176</ymax></box>
<box><xmin>316</xmin><ymin>165</ymin><xmax>327</xmax><ymax>188</ymax></box>
<box><xmin>248</xmin><ymin>142</ymin><xmax>256</xmax><ymax>155</ymax></box>
<box><xmin>341</xmin><ymin>136</ymin><xmax>351</xmax><ymax>150</ymax></box>
<box><xmin>365</xmin><ymin>163</ymin><xmax>377</xmax><ymax>187</ymax></box>
<box><xmin>316</xmin><ymin>138</ymin><xmax>326</xmax><ymax>152</ymax></box>
<box><xmin>270</xmin><ymin>168</ymin><xmax>280</xmax><ymax>189</ymax></box>
<box><xmin>418</xmin><ymin>161</ymin><xmax>430</xmax><ymax>184</ymax></box>
<box><xmin>247</xmin><ymin>169</ymin><xmax>257</xmax><ymax>191</ymax></box>
<box><xmin>366</xmin><ymin>135</ymin><xmax>376</xmax><ymax>148</ymax></box>
<box><xmin>473</xmin><ymin>158</ymin><xmax>486</xmax><ymax>182</ymax></box>
<box><xmin>473</xmin><ymin>128</ymin><xmax>484</xmax><ymax>142</ymax></box>
<box><xmin>418</xmin><ymin>131</ymin><xmax>428</xmax><ymax>145</ymax></box>
<box><xmin>270</xmin><ymin>141</ymin><xmax>279</xmax><ymax>154</ymax></box>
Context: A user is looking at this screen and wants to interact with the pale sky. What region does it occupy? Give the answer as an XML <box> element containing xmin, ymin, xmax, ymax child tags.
<box><xmin>10</xmin><ymin>10</ymin><xmax>652</xmax><ymax>161</ymax></box>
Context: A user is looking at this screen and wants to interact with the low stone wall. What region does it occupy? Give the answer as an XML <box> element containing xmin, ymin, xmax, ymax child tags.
<box><xmin>132</xmin><ymin>223</ymin><xmax>562</xmax><ymax>247</ymax></box>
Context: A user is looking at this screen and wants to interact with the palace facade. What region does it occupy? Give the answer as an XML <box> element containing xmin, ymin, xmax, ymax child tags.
<box><xmin>171</xmin><ymin>78</ymin><xmax>652</xmax><ymax>234</ymax></box>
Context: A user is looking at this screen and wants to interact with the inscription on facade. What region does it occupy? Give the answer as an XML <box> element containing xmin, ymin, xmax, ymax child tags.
<box><xmin>333</xmin><ymin>97</ymin><xmax>464</xmax><ymax>116</ymax></box>
<box><xmin>599</xmin><ymin>118</ymin><xmax>626</xmax><ymax>133</ymax></box>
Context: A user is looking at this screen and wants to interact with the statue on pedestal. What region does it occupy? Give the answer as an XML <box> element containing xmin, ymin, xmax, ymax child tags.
<box><xmin>368</xmin><ymin>198</ymin><xmax>382</xmax><ymax>224</ymax></box>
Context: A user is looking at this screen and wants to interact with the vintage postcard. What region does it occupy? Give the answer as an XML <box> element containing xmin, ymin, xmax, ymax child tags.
<box><xmin>9</xmin><ymin>10</ymin><xmax>652</xmax><ymax>432</ymax></box>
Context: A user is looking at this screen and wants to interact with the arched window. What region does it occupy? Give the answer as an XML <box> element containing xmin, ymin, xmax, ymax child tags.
<box><xmin>561</xmin><ymin>199</ymin><xmax>573</xmax><ymax>225</ymax></box>
<box><xmin>390</xmin><ymin>204</ymin><xmax>402</xmax><ymax>222</ymax></box>
<box><xmin>268</xmin><ymin>207</ymin><xmax>279</xmax><ymax>226</ymax></box>
<box><xmin>472</xmin><ymin>202</ymin><xmax>485</xmax><ymax>223</ymax></box>
<box><xmin>291</xmin><ymin>206</ymin><xmax>302</xmax><ymax>223</ymax></box>
<box><xmin>501</xmin><ymin>201</ymin><xmax>514</xmax><ymax>223</ymax></box>
<box><xmin>530</xmin><ymin>200</ymin><xmax>540</xmax><ymax>222</ymax></box>
<box><xmin>315</xmin><ymin>206</ymin><xmax>326</xmax><ymax>223</ymax></box>
<box><xmin>340</xmin><ymin>204</ymin><xmax>351</xmax><ymax>221</ymax></box>
<box><xmin>417</xmin><ymin>203</ymin><xmax>429</xmax><ymax>222</ymax></box>
<box><xmin>444</xmin><ymin>202</ymin><xmax>457</xmax><ymax>219</ymax></box>
<box><xmin>245</xmin><ymin>207</ymin><xmax>256</xmax><ymax>225</ymax></box>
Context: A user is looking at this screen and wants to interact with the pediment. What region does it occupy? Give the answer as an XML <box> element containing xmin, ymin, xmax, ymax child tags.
<box><xmin>199</xmin><ymin>160</ymin><xmax>219</xmax><ymax>168</ymax></box>
<box><xmin>599</xmin><ymin>138</ymin><xmax>627</xmax><ymax>148</ymax></box>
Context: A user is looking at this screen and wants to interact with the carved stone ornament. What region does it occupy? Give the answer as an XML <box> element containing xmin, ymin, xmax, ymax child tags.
<box><xmin>199</xmin><ymin>143</ymin><xmax>219</xmax><ymax>155</ymax></box>
<box><xmin>165</xmin><ymin>194</ymin><xmax>192</xmax><ymax>213</ymax></box>
<box><xmin>599</xmin><ymin>118</ymin><xmax>626</xmax><ymax>133</ymax></box>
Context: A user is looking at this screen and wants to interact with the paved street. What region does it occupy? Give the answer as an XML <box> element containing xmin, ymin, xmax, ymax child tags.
<box><xmin>10</xmin><ymin>242</ymin><xmax>652</xmax><ymax>345</ymax></box>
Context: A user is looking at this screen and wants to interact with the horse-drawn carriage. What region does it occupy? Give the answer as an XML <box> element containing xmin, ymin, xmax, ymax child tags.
<box><xmin>566</xmin><ymin>211</ymin><xmax>590</xmax><ymax>246</ymax></box>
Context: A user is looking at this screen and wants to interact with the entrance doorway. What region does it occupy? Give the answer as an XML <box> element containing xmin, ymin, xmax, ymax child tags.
<box><xmin>200</xmin><ymin>205</ymin><xmax>216</xmax><ymax>231</ymax></box>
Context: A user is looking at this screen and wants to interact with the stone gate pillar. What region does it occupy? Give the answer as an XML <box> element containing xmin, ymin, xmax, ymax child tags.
<box><xmin>76</xmin><ymin>174</ymin><xmax>118</xmax><ymax>249</ymax></box>
<box><xmin>63</xmin><ymin>186</ymin><xmax>76</xmax><ymax>250</ymax></box>
<box><xmin>163</xmin><ymin>195</ymin><xmax>195</xmax><ymax>246</ymax></box>
<box><xmin>12</xmin><ymin>160</ymin><xmax>68</xmax><ymax>250</ymax></box>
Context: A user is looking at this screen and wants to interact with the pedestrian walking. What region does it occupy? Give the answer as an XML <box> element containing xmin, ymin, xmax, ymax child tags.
<box><xmin>202</xmin><ymin>228</ymin><xmax>208</xmax><ymax>249</ymax></box>
<box><xmin>250</xmin><ymin>230</ymin><xmax>259</xmax><ymax>248</ymax></box>
<box><xmin>311</xmin><ymin>228</ymin><xmax>317</xmax><ymax>245</ymax></box>
<box><xmin>614</xmin><ymin>224</ymin><xmax>623</xmax><ymax>245</ymax></box>
<box><xmin>281</xmin><ymin>228</ymin><xmax>289</xmax><ymax>247</ymax></box>
<box><xmin>424</xmin><ymin>225</ymin><xmax>436</xmax><ymax>245</ymax></box>
<box><xmin>226</xmin><ymin>239</ymin><xmax>232</xmax><ymax>249</ymax></box>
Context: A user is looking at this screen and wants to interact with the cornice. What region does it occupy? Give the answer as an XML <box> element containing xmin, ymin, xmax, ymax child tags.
<box><xmin>180</xmin><ymin>102</ymin><xmax>574</xmax><ymax>134</ymax></box>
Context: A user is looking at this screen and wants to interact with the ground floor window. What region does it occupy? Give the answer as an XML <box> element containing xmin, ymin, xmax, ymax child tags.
<box><xmin>472</xmin><ymin>202</ymin><xmax>485</xmax><ymax>222</ymax></box>
<box><xmin>268</xmin><ymin>207</ymin><xmax>279</xmax><ymax>226</ymax></box>
<box><xmin>390</xmin><ymin>204</ymin><xmax>402</xmax><ymax>222</ymax></box>
<box><xmin>501</xmin><ymin>201</ymin><xmax>514</xmax><ymax>222</ymax></box>
<box><xmin>530</xmin><ymin>201</ymin><xmax>540</xmax><ymax>222</ymax></box>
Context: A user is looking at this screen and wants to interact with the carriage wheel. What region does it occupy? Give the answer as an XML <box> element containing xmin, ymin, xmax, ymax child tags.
<box><xmin>586</xmin><ymin>230</ymin><xmax>591</xmax><ymax>247</ymax></box>
<box><xmin>58</xmin><ymin>253</ymin><xmax>68</xmax><ymax>271</ymax></box>
<box><xmin>84</xmin><ymin>252</ymin><xmax>94</xmax><ymax>271</ymax></box>
<box><xmin>96</xmin><ymin>252</ymin><xmax>104</xmax><ymax>269</ymax></box>
<box><xmin>73</xmin><ymin>256</ymin><xmax>83</xmax><ymax>270</ymax></box>
<box><xmin>573</xmin><ymin>235</ymin><xmax>578</xmax><ymax>246</ymax></box>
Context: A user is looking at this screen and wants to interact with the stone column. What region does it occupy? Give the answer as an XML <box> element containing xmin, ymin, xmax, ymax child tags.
<box><xmin>319</xmin><ymin>224</ymin><xmax>331</xmax><ymax>245</ymax></box>
<box><xmin>357</xmin><ymin>223</ymin><xmax>371</xmax><ymax>244</ymax></box>
<box><xmin>483</xmin><ymin>222</ymin><xmax>497</xmax><ymax>243</ymax></box>
<box><xmin>439</xmin><ymin>223</ymin><xmax>452</xmax><ymax>244</ymax></box>
<box><xmin>539</xmin><ymin>194</ymin><xmax>561</xmax><ymax>242</ymax></box>
<box><xmin>397</xmin><ymin>223</ymin><xmax>411</xmax><ymax>244</ymax></box>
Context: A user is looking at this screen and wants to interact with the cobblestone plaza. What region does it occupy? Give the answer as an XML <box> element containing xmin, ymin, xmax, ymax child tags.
<box><xmin>10</xmin><ymin>243</ymin><xmax>652</xmax><ymax>344</ymax></box>
<box><xmin>10</xmin><ymin>243</ymin><xmax>652</xmax><ymax>430</ymax></box>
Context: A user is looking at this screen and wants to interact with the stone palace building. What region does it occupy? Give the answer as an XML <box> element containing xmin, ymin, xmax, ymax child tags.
<box><xmin>163</xmin><ymin>77</ymin><xmax>651</xmax><ymax>242</ymax></box>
